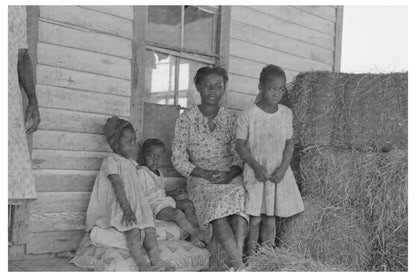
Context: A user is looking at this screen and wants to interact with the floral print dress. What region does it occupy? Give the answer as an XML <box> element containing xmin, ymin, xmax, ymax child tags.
<box><xmin>172</xmin><ymin>106</ymin><xmax>248</xmax><ymax>228</ymax></box>
<box><xmin>8</xmin><ymin>6</ymin><xmax>37</xmax><ymax>200</ymax></box>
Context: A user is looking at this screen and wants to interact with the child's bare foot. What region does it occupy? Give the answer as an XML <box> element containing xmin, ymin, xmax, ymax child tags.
<box><xmin>154</xmin><ymin>260</ymin><xmax>176</xmax><ymax>271</ymax></box>
<box><xmin>190</xmin><ymin>234</ymin><xmax>206</xmax><ymax>248</ymax></box>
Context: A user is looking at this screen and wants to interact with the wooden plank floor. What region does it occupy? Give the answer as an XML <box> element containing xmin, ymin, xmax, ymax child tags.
<box><xmin>9</xmin><ymin>257</ymin><xmax>88</xmax><ymax>271</ymax></box>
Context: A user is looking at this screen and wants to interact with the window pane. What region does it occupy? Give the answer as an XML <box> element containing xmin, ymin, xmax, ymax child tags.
<box><xmin>145</xmin><ymin>50</ymin><xmax>176</xmax><ymax>105</ymax></box>
<box><xmin>147</xmin><ymin>6</ymin><xmax>181</xmax><ymax>47</ymax></box>
<box><xmin>178</xmin><ymin>59</ymin><xmax>208</xmax><ymax>108</ymax></box>
<box><xmin>184</xmin><ymin>6</ymin><xmax>217</xmax><ymax>54</ymax></box>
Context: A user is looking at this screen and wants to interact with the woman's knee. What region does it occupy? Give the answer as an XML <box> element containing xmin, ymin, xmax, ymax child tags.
<box><xmin>249</xmin><ymin>216</ymin><xmax>262</xmax><ymax>227</ymax></box>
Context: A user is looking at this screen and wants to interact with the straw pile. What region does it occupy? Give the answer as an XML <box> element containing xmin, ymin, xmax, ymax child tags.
<box><xmin>287</xmin><ymin>72</ymin><xmax>408</xmax><ymax>151</ymax></box>
<box><xmin>245</xmin><ymin>245</ymin><xmax>344</xmax><ymax>271</ymax></box>
<box><xmin>299</xmin><ymin>147</ymin><xmax>408</xmax><ymax>271</ymax></box>
<box><xmin>207</xmin><ymin>239</ymin><xmax>229</xmax><ymax>271</ymax></box>
<box><xmin>277</xmin><ymin>197</ymin><xmax>370</xmax><ymax>270</ymax></box>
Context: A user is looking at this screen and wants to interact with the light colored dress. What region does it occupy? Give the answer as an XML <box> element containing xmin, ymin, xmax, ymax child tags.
<box><xmin>8</xmin><ymin>6</ymin><xmax>37</xmax><ymax>200</ymax></box>
<box><xmin>137</xmin><ymin>166</ymin><xmax>176</xmax><ymax>216</ymax></box>
<box><xmin>86</xmin><ymin>154</ymin><xmax>155</xmax><ymax>233</ymax></box>
<box><xmin>172</xmin><ymin>106</ymin><xmax>248</xmax><ymax>228</ymax></box>
<box><xmin>236</xmin><ymin>104</ymin><xmax>304</xmax><ymax>217</ymax></box>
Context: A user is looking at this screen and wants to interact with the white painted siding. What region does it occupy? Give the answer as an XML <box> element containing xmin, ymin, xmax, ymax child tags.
<box><xmin>227</xmin><ymin>5</ymin><xmax>339</xmax><ymax>110</ymax></box>
<box><xmin>28</xmin><ymin>6</ymin><xmax>134</xmax><ymax>254</ymax></box>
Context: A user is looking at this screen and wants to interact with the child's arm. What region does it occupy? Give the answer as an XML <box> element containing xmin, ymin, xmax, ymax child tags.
<box><xmin>270</xmin><ymin>138</ymin><xmax>295</xmax><ymax>184</ymax></box>
<box><xmin>236</xmin><ymin>138</ymin><xmax>270</xmax><ymax>182</ymax></box>
<box><xmin>108</xmin><ymin>174</ymin><xmax>137</xmax><ymax>226</ymax></box>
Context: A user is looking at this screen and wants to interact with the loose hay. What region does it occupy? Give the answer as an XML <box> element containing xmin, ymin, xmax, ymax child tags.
<box><xmin>207</xmin><ymin>239</ymin><xmax>229</xmax><ymax>271</ymax></box>
<box><xmin>300</xmin><ymin>147</ymin><xmax>408</xmax><ymax>271</ymax></box>
<box><xmin>278</xmin><ymin>197</ymin><xmax>370</xmax><ymax>270</ymax></box>
<box><xmin>287</xmin><ymin>72</ymin><xmax>408</xmax><ymax>151</ymax></box>
<box><xmin>245</xmin><ymin>245</ymin><xmax>345</xmax><ymax>271</ymax></box>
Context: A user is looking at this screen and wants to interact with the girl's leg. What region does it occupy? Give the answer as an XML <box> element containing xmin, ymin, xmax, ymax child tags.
<box><xmin>260</xmin><ymin>215</ymin><xmax>277</xmax><ymax>247</ymax></box>
<box><xmin>156</xmin><ymin>207</ymin><xmax>205</xmax><ymax>247</ymax></box>
<box><xmin>143</xmin><ymin>227</ymin><xmax>175</xmax><ymax>271</ymax></box>
<box><xmin>229</xmin><ymin>214</ymin><xmax>248</xmax><ymax>259</ymax></box>
<box><xmin>124</xmin><ymin>228</ymin><xmax>154</xmax><ymax>271</ymax></box>
<box><xmin>212</xmin><ymin>217</ymin><xmax>244</xmax><ymax>270</ymax></box>
<box><xmin>245</xmin><ymin>215</ymin><xmax>262</xmax><ymax>258</ymax></box>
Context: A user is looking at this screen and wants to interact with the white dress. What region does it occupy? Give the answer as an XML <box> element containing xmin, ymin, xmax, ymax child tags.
<box><xmin>236</xmin><ymin>104</ymin><xmax>304</xmax><ymax>217</ymax></box>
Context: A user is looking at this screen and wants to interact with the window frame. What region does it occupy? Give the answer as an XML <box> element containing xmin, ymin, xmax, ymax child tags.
<box><xmin>132</xmin><ymin>5</ymin><xmax>231</xmax><ymax>141</ymax></box>
<box><xmin>144</xmin><ymin>5</ymin><xmax>220</xmax><ymax>107</ymax></box>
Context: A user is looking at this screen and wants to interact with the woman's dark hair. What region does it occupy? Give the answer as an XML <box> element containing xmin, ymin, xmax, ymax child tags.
<box><xmin>194</xmin><ymin>66</ymin><xmax>229</xmax><ymax>86</ymax></box>
<box><xmin>259</xmin><ymin>64</ymin><xmax>286</xmax><ymax>85</ymax></box>
<box><xmin>142</xmin><ymin>138</ymin><xmax>165</xmax><ymax>154</ymax></box>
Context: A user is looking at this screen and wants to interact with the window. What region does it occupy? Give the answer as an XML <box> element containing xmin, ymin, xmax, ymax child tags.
<box><xmin>144</xmin><ymin>6</ymin><xmax>220</xmax><ymax>109</ymax></box>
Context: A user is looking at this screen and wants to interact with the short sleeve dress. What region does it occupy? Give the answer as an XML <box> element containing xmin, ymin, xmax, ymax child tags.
<box><xmin>8</xmin><ymin>6</ymin><xmax>37</xmax><ymax>201</ymax></box>
<box><xmin>86</xmin><ymin>154</ymin><xmax>155</xmax><ymax>232</ymax></box>
<box><xmin>236</xmin><ymin>104</ymin><xmax>304</xmax><ymax>217</ymax></box>
<box><xmin>172</xmin><ymin>106</ymin><xmax>248</xmax><ymax>227</ymax></box>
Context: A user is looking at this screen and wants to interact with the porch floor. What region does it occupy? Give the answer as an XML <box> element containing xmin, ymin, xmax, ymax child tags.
<box><xmin>8</xmin><ymin>257</ymin><xmax>88</xmax><ymax>271</ymax></box>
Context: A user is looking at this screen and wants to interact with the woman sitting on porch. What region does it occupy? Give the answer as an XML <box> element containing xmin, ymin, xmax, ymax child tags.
<box><xmin>172</xmin><ymin>66</ymin><xmax>248</xmax><ymax>271</ymax></box>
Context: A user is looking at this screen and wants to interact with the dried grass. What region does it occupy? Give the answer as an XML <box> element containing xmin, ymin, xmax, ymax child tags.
<box><xmin>245</xmin><ymin>245</ymin><xmax>344</xmax><ymax>272</ymax></box>
<box><xmin>278</xmin><ymin>197</ymin><xmax>370</xmax><ymax>270</ymax></box>
<box><xmin>287</xmin><ymin>72</ymin><xmax>408</xmax><ymax>151</ymax></box>
<box><xmin>299</xmin><ymin>147</ymin><xmax>408</xmax><ymax>271</ymax></box>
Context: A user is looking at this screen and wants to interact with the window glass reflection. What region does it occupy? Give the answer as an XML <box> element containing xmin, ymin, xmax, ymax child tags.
<box><xmin>147</xmin><ymin>6</ymin><xmax>181</xmax><ymax>47</ymax></box>
<box><xmin>145</xmin><ymin>50</ymin><xmax>176</xmax><ymax>105</ymax></box>
<box><xmin>184</xmin><ymin>6</ymin><xmax>217</xmax><ymax>53</ymax></box>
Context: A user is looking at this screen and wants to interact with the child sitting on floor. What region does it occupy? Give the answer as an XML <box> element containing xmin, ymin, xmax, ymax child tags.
<box><xmin>138</xmin><ymin>138</ymin><xmax>206</xmax><ymax>248</ymax></box>
<box><xmin>85</xmin><ymin>116</ymin><xmax>174</xmax><ymax>271</ymax></box>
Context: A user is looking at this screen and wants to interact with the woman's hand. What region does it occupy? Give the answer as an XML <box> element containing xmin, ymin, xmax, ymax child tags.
<box><xmin>210</xmin><ymin>171</ymin><xmax>235</xmax><ymax>184</ymax></box>
<box><xmin>270</xmin><ymin>167</ymin><xmax>286</xmax><ymax>184</ymax></box>
<box><xmin>253</xmin><ymin>164</ymin><xmax>270</xmax><ymax>182</ymax></box>
<box><xmin>25</xmin><ymin>103</ymin><xmax>41</xmax><ymax>134</ymax></box>
<box><xmin>122</xmin><ymin>209</ymin><xmax>137</xmax><ymax>227</ymax></box>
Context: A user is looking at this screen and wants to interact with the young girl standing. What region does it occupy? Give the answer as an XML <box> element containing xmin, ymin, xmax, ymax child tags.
<box><xmin>85</xmin><ymin>116</ymin><xmax>174</xmax><ymax>271</ymax></box>
<box><xmin>236</xmin><ymin>64</ymin><xmax>304</xmax><ymax>258</ymax></box>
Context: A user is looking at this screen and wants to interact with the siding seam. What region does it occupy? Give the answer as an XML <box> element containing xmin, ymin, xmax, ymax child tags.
<box><xmin>245</xmin><ymin>6</ymin><xmax>334</xmax><ymax>37</ymax></box>
<box><xmin>230</xmin><ymin>37</ymin><xmax>333</xmax><ymax>67</ymax></box>
<box><xmin>36</xmin><ymin>62</ymin><xmax>132</xmax><ymax>82</ymax></box>
<box><xmin>37</xmin><ymin>82</ymin><xmax>131</xmax><ymax>99</ymax></box>
<box><xmin>78</xmin><ymin>5</ymin><xmax>134</xmax><ymax>21</ymax></box>
<box><xmin>290</xmin><ymin>6</ymin><xmax>336</xmax><ymax>23</ymax></box>
<box><xmin>247</xmin><ymin>6</ymin><xmax>335</xmax><ymax>35</ymax></box>
<box><xmin>231</xmin><ymin>18</ymin><xmax>334</xmax><ymax>51</ymax></box>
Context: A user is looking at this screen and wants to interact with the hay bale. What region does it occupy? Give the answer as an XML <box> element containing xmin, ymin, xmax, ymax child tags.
<box><xmin>278</xmin><ymin>197</ymin><xmax>370</xmax><ymax>270</ymax></box>
<box><xmin>287</xmin><ymin>72</ymin><xmax>408</xmax><ymax>151</ymax></box>
<box><xmin>300</xmin><ymin>147</ymin><xmax>408</xmax><ymax>271</ymax></box>
<box><xmin>245</xmin><ymin>245</ymin><xmax>345</xmax><ymax>271</ymax></box>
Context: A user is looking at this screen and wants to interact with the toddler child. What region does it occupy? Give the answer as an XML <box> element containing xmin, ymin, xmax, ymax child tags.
<box><xmin>236</xmin><ymin>64</ymin><xmax>305</xmax><ymax>258</ymax></box>
<box><xmin>138</xmin><ymin>138</ymin><xmax>206</xmax><ymax>248</ymax></box>
<box><xmin>85</xmin><ymin>116</ymin><xmax>174</xmax><ymax>271</ymax></box>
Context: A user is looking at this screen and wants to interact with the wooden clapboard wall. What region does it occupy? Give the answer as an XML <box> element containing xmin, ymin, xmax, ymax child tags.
<box><xmin>27</xmin><ymin>6</ymin><xmax>134</xmax><ymax>254</ymax></box>
<box><xmin>226</xmin><ymin>5</ymin><xmax>343</xmax><ymax>110</ymax></box>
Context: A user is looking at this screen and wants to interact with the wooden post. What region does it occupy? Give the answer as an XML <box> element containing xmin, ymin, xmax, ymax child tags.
<box><xmin>218</xmin><ymin>6</ymin><xmax>231</xmax><ymax>107</ymax></box>
<box><xmin>334</xmin><ymin>6</ymin><xmax>344</xmax><ymax>72</ymax></box>
<box><xmin>131</xmin><ymin>6</ymin><xmax>148</xmax><ymax>143</ymax></box>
